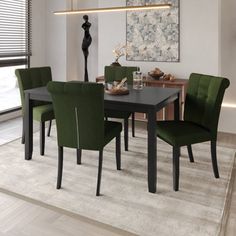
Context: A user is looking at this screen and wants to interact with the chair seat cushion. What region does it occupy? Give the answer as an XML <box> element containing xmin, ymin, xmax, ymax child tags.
<box><xmin>104</xmin><ymin>120</ymin><xmax>122</xmax><ymax>146</ymax></box>
<box><xmin>156</xmin><ymin>120</ymin><xmax>211</xmax><ymax>147</ymax></box>
<box><xmin>105</xmin><ymin>109</ymin><xmax>131</xmax><ymax>119</ymax></box>
<box><xmin>33</xmin><ymin>104</ymin><xmax>54</xmax><ymax>122</ymax></box>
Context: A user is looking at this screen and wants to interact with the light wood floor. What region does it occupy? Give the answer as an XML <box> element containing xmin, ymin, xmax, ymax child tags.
<box><xmin>0</xmin><ymin>117</ymin><xmax>235</xmax><ymax>236</ymax></box>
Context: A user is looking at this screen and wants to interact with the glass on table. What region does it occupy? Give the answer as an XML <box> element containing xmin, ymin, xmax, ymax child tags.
<box><xmin>133</xmin><ymin>71</ymin><xmax>143</xmax><ymax>90</ymax></box>
<box><xmin>142</xmin><ymin>73</ymin><xmax>148</xmax><ymax>87</ymax></box>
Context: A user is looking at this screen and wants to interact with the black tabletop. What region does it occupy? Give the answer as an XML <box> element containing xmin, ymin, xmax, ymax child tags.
<box><xmin>25</xmin><ymin>85</ymin><xmax>180</xmax><ymax>112</ymax></box>
<box><xmin>104</xmin><ymin>86</ymin><xmax>180</xmax><ymax>107</ymax></box>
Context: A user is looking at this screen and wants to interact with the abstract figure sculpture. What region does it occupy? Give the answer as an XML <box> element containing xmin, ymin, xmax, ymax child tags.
<box><xmin>82</xmin><ymin>15</ymin><xmax>92</xmax><ymax>82</ymax></box>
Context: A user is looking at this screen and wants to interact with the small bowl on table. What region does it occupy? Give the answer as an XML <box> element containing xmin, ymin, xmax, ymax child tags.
<box><xmin>105</xmin><ymin>81</ymin><xmax>129</xmax><ymax>95</ymax></box>
<box><xmin>148</xmin><ymin>72</ymin><xmax>164</xmax><ymax>80</ymax></box>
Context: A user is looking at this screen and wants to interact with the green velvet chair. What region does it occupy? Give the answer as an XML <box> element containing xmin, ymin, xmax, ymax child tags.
<box><xmin>104</xmin><ymin>65</ymin><xmax>139</xmax><ymax>151</ymax></box>
<box><xmin>47</xmin><ymin>81</ymin><xmax>122</xmax><ymax>196</ymax></box>
<box><xmin>156</xmin><ymin>73</ymin><xmax>230</xmax><ymax>191</ymax></box>
<box><xmin>15</xmin><ymin>67</ymin><xmax>54</xmax><ymax>156</ymax></box>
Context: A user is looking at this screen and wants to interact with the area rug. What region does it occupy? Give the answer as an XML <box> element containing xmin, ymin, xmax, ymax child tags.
<box><xmin>0</xmin><ymin>127</ymin><xmax>235</xmax><ymax>236</ymax></box>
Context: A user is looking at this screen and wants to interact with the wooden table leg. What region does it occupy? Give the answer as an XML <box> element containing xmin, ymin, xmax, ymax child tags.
<box><xmin>147</xmin><ymin>109</ymin><xmax>157</xmax><ymax>193</ymax></box>
<box><xmin>24</xmin><ymin>93</ymin><xmax>33</xmax><ymax>160</ymax></box>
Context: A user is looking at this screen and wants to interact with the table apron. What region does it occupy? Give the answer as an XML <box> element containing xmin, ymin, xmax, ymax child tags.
<box><xmin>155</xmin><ymin>94</ymin><xmax>179</xmax><ymax>112</ymax></box>
<box><xmin>28</xmin><ymin>93</ymin><xmax>52</xmax><ymax>102</ymax></box>
<box><xmin>104</xmin><ymin>102</ymin><xmax>150</xmax><ymax>113</ymax></box>
<box><xmin>104</xmin><ymin>93</ymin><xmax>178</xmax><ymax>114</ymax></box>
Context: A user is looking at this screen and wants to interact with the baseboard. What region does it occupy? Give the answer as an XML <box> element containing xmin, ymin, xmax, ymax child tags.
<box><xmin>0</xmin><ymin>109</ymin><xmax>22</xmax><ymax>123</ymax></box>
<box><xmin>218</xmin><ymin>107</ymin><xmax>236</xmax><ymax>134</ymax></box>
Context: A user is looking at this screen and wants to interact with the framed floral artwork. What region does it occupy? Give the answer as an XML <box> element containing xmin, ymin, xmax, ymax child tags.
<box><xmin>126</xmin><ymin>0</ymin><xmax>180</xmax><ymax>62</ymax></box>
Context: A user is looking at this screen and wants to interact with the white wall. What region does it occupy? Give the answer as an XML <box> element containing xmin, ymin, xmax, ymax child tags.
<box><xmin>67</xmin><ymin>0</ymin><xmax>98</xmax><ymax>82</ymax></box>
<box><xmin>220</xmin><ymin>0</ymin><xmax>236</xmax><ymax>104</ymax></box>
<box><xmin>45</xmin><ymin>0</ymin><xmax>67</xmax><ymax>81</ymax></box>
<box><xmin>31</xmin><ymin>0</ymin><xmax>46</xmax><ymax>67</ymax></box>
<box><xmin>98</xmin><ymin>0</ymin><xmax>220</xmax><ymax>78</ymax></box>
<box><xmin>66</xmin><ymin>3</ymin><xmax>80</xmax><ymax>81</ymax></box>
<box><xmin>31</xmin><ymin>0</ymin><xmax>67</xmax><ymax>81</ymax></box>
<box><xmin>218</xmin><ymin>0</ymin><xmax>236</xmax><ymax>133</ymax></box>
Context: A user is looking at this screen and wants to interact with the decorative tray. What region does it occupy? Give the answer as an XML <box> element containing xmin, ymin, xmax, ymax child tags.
<box><xmin>105</xmin><ymin>88</ymin><xmax>129</xmax><ymax>95</ymax></box>
<box><xmin>148</xmin><ymin>72</ymin><xmax>164</xmax><ymax>80</ymax></box>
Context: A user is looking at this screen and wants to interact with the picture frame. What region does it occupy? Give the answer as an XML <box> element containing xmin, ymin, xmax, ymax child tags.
<box><xmin>126</xmin><ymin>0</ymin><xmax>180</xmax><ymax>62</ymax></box>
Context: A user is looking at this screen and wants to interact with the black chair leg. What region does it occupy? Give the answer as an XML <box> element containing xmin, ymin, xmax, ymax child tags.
<box><xmin>116</xmin><ymin>134</ymin><xmax>121</xmax><ymax>170</ymax></box>
<box><xmin>21</xmin><ymin>132</ymin><xmax>25</xmax><ymax>144</ymax></box>
<box><xmin>187</xmin><ymin>145</ymin><xmax>194</xmax><ymax>162</ymax></box>
<box><xmin>131</xmin><ymin>112</ymin><xmax>135</xmax><ymax>137</ymax></box>
<box><xmin>96</xmin><ymin>149</ymin><xmax>103</xmax><ymax>196</ymax></box>
<box><xmin>21</xmin><ymin>118</ymin><xmax>25</xmax><ymax>144</ymax></box>
<box><xmin>57</xmin><ymin>146</ymin><xmax>64</xmax><ymax>189</ymax></box>
<box><xmin>211</xmin><ymin>140</ymin><xmax>220</xmax><ymax>178</ymax></box>
<box><xmin>40</xmin><ymin>122</ymin><xmax>45</xmax><ymax>156</ymax></box>
<box><xmin>124</xmin><ymin>118</ymin><xmax>129</xmax><ymax>151</ymax></box>
<box><xmin>47</xmin><ymin>120</ymin><xmax>52</xmax><ymax>137</ymax></box>
<box><xmin>77</xmin><ymin>149</ymin><xmax>82</xmax><ymax>165</ymax></box>
<box><xmin>173</xmin><ymin>146</ymin><xmax>180</xmax><ymax>191</ymax></box>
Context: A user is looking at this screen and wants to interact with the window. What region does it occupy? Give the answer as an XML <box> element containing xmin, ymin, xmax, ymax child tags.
<box><xmin>0</xmin><ymin>0</ymin><xmax>31</xmax><ymax>113</ymax></box>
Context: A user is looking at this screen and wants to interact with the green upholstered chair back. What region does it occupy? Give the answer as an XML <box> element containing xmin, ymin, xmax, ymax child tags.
<box><xmin>104</xmin><ymin>66</ymin><xmax>139</xmax><ymax>85</ymax></box>
<box><xmin>15</xmin><ymin>67</ymin><xmax>52</xmax><ymax>113</ymax></box>
<box><xmin>184</xmin><ymin>73</ymin><xmax>230</xmax><ymax>139</ymax></box>
<box><xmin>47</xmin><ymin>81</ymin><xmax>104</xmax><ymax>150</ymax></box>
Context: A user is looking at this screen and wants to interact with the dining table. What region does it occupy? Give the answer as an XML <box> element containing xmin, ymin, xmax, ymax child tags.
<box><xmin>24</xmin><ymin>84</ymin><xmax>180</xmax><ymax>193</ymax></box>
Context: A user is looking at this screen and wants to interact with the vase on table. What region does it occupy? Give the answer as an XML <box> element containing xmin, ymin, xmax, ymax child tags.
<box><xmin>111</xmin><ymin>58</ymin><xmax>121</xmax><ymax>67</ymax></box>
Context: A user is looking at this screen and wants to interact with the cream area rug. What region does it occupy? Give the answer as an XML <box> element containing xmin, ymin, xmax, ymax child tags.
<box><xmin>0</xmin><ymin>127</ymin><xmax>235</xmax><ymax>236</ymax></box>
